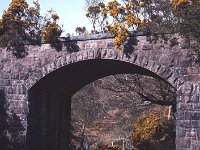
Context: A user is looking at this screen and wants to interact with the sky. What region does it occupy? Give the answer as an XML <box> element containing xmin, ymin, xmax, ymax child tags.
<box><xmin>0</xmin><ymin>0</ymin><xmax>95</xmax><ymax>36</ymax></box>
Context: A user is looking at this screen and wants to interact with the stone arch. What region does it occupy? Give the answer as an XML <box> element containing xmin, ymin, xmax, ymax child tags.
<box><xmin>25</xmin><ymin>48</ymin><xmax>184</xmax><ymax>91</ymax></box>
<box><xmin>25</xmin><ymin>48</ymin><xmax>185</xmax><ymax>150</ymax></box>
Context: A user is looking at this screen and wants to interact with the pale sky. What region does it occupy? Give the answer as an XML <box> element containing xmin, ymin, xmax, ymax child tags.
<box><xmin>0</xmin><ymin>0</ymin><xmax>94</xmax><ymax>36</ymax></box>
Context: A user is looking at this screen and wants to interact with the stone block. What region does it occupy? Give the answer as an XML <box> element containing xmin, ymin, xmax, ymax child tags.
<box><xmin>187</xmin><ymin>67</ymin><xmax>199</xmax><ymax>75</ymax></box>
<box><xmin>191</xmin><ymin>121</ymin><xmax>199</xmax><ymax>128</ymax></box>
<box><xmin>19</xmin><ymin>73</ymin><xmax>29</xmax><ymax>80</ymax></box>
<box><xmin>2</xmin><ymin>79</ymin><xmax>10</xmax><ymax>86</ymax></box>
<box><xmin>178</xmin><ymin>137</ymin><xmax>191</xmax><ymax>148</ymax></box>
<box><xmin>186</xmin><ymin>131</ymin><xmax>196</xmax><ymax>138</ymax></box>
<box><xmin>178</xmin><ymin>120</ymin><xmax>192</xmax><ymax>128</ymax></box>
<box><xmin>177</xmin><ymin>128</ymin><xmax>186</xmax><ymax>137</ymax></box>
<box><xmin>142</xmin><ymin>44</ymin><xmax>153</xmax><ymax>50</ymax></box>
<box><xmin>192</xmin><ymin>112</ymin><xmax>200</xmax><ymax>120</ymax></box>
<box><xmin>190</xmin><ymin>95</ymin><xmax>199</xmax><ymax>103</ymax></box>
<box><xmin>129</xmin><ymin>53</ymin><xmax>138</xmax><ymax>63</ymax></box>
<box><xmin>179</xmin><ymin>59</ymin><xmax>192</xmax><ymax>67</ymax></box>
<box><xmin>197</xmin><ymin>131</ymin><xmax>200</xmax><ymax>140</ymax></box>
<box><xmin>181</xmin><ymin>83</ymin><xmax>193</xmax><ymax>94</ymax></box>
<box><xmin>88</xmin><ymin>49</ymin><xmax>94</xmax><ymax>59</ymax></box>
<box><xmin>106</xmin><ymin>41</ymin><xmax>114</xmax><ymax>49</ymax></box>
<box><xmin>82</xmin><ymin>50</ymin><xmax>88</xmax><ymax>60</ymax></box>
<box><xmin>185</xmin><ymin>111</ymin><xmax>193</xmax><ymax>120</ymax></box>
<box><xmin>192</xmin><ymin>141</ymin><xmax>200</xmax><ymax>150</ymax></box>
<box><xmin>178</xmin><ymin>103</ymin><xmax>193</xmax><ymax>111</ymax></box>
<box><xmin>176</xmin><ymin>111</ymin><xmax>185</xmax><ymax>120</ymax></box>
<box><xmin>194</xmin><ymin>104</ymin><xmax>200</xmax><ymax>110</ymax></box>
<box><xmin>101</xmin><ymin>48</ymin><xmax>107</xmax><ymax>58</ymax></box>
<box><xmin>2</xmin><ymin>74</ymin><xmax>9</xmax><ymax>79</ymax></box>
<box><xmin>65</xmin><ymin>55</ymin><xmax>71</xmax><ymax>64</ymax></box>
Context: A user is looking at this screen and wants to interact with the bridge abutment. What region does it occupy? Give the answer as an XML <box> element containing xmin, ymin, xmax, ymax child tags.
<box><xmin>27</xmin><ymin>89</ymin><xmax>71</xmax><ymax>150</ymax></box>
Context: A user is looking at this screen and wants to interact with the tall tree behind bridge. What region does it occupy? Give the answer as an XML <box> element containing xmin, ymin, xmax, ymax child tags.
<box><xmin>0</xmin><ymin>0</ymin><xmax>63</xmax><ymax>58</ymax></box>
<box><xmin>84</xmin><ymin>0</ymin><xmax>108</xmax><ymax>33</ymax></box>
<box><xmin>100</xmin><ymin>0</ymin><xmax>200</xmax><ymax>55</ymax></box>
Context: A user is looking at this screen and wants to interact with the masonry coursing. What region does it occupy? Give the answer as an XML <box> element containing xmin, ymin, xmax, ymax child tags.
<box><xmin>0</xmin><ymin>33</ymin><xmax>200</xmax><ymax>149</ymax></box>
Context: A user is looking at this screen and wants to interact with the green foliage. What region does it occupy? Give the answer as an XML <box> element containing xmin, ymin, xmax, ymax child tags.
<box><xmin>175</xmin><ymin>2</ymin><xmax>200</xmax><ymax>41</ymax></box>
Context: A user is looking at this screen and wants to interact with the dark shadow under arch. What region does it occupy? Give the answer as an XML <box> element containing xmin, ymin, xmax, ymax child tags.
<box><xmin>30</xmin><ymin>59</ymin><xmax>171</xmax><ymax>94</ymax></box>
<box><xmin>27</xmin><ymin>59</ymin><xmax>175</xmax><ymax>150</ymax></box>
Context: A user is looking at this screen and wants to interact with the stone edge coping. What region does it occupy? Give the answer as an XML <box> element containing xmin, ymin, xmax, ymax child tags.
<box><xmin>59</xmin><ymin>31</ymin><xmax>145</xmax><ymax>42</ymax></box>
<box><xmin>18</xmin><ymin>31</ymin><xmax>145</xmax><ymax>46</ymax></box>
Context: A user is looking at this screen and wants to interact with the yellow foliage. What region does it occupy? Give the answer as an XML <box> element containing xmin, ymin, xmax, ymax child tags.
<box><xmin>101</xmin><ymin>8</ymin><xmax>107</xmax><ymax>15</ymax></box>
<box><xmin>107</xmin><ymin>0</ymin><xmax>121</xmax><ymax>17</ymax></box>
<box><xmin>131</xmin><ymin>107</ymin><xmax>173</xmax><ymax>148</ymax></box>
<box><xmin>41</xmin><ymin>22</ymin><xmax>62</xmax><ymax>43</ymax></box>
<box><xmin>131</xmin><ymin>112</ymin><xmax>161</xmax><ymax>146</ymax></box>
<box><xmin>124</xmin><ymin>14</ymin><xmax>141</xmax><ymax>26</ymax></box>
<box><xmin>100</xmin><ymin>0</ymin><xmax>199</xmax><ymax>49</ymax></box>
<box><xmin>85</xmin><ymin>2</ymin><xmax>107</xmax><ymax>32</ymax></box>
<box><xmin>172</xmin><ymin>0</ymin><xmax>189</xmax><ymax>8</ymax></box>
<box><xmin>1</xmin><ymin>0</ymin><xmax>39</xmax><ymax>30</ymax></box>
<box><xmin>8</xmin><ymin>0</ymin><xmax>28</xmax><ymax>13</ymax></box>
<box><xmin>163</xmin><ymin>107</ymin><xmax>170</xmax><ymax>118</ymax></box>
<box><xmin>100</xmin><ymin>0</ymin><xmax>143</xmax><ymax>48</ymax></box>
<box><xmin>107</xmin><ymin>23</ymin><xmax>129</xmax><ymax>48</ymax></box>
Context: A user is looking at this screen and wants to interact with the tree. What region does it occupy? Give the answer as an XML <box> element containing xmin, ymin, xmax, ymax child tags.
<box><xmin>100</xmin><ymin>0</ymin><xmax>200</xmax><ymax>54</ymax></box>
<box><xmin>71</xmin><ymin>74</ymin><xmax>176</xmax><ymax>149</ymax></box>
<box><xmin>85</xmin><ymin>0</ymin><xmax>108</xmax><ymax>33</ymax></box>
<box><xmin>99</xmin><ymin>74</ymin><xmax>176</xmax><ymax>118</ymax></box>
<box><xmin>0</xmin><ymin>0</ymin><xmax>41</xmax><ymax>57</ymax></box>
<box><xmin>99</xmin><ymin>74</ymin><xmax>177</xmax><ymax>149</ymax></box>
<box><xmin>0</xmin><ymin>0</ymin><xmax>63</xmax><ymax>57</ymax></box>
<box><xmin>100</xmin><ymin>0</ymin><xmax>144</xmax><ymax>48</ymax></box>
<box><xmin>71</xmin><ymin>83</ymin><xmax>106</xmax><ymax>149</ymax></box>
<box><xmin>41</xmin><ymin>9</ymin><xmax>63</xmax><ymax>43</ymax></box>
<box><xmin>173</xmin><ymin>0</ymin><xmax>200</xmax><ymax>54</ymax></box>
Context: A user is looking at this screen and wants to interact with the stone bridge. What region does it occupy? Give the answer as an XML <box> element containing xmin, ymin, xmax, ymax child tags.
<box><xmin>0</xmin><ymin>33</ymin><xmax>200</xmax><ymax>150</ymax></box>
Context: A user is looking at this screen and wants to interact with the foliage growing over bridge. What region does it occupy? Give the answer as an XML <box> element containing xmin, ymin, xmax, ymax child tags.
<box><xmin>84</xmin><ymin>0</ymin><xmax>200</xmax><ymax>54</ymax></box>
<box><xmin>0</xmin><ymin>0</ymin><xmax>62</xmax><ymax>57</ymax></box>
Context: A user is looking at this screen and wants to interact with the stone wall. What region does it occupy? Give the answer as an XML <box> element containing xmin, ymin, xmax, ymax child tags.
<box><xmin>0</xmin><ymin>33</ymin><xmax>200</xmax><ymax>149</ymax></box>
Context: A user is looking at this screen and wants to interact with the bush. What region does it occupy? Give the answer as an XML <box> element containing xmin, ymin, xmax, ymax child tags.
<box><xmin>131</xmin><ymin>108</ymin><xmax>175</xmax><ymax>149</ymax></box>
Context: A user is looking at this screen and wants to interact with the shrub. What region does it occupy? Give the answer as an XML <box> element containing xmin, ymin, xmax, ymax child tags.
<box><xmin>131</xmin><ymin>108</ymin><xmax>175</xmax><ymax>149</ymax></box>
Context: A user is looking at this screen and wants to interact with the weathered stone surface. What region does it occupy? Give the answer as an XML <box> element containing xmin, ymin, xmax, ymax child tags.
<box><xmin>192</xmin><ymin>141</ymin><xmax>200</xmax><ymax>150</ymax></box>
<box><xmin>178</xmin><ymin>137</ymin><xmax>191</xmax><ymax>148</ymax></box>
<box><xmin>0</xmin><ymin>33</ymin><xmax>200</xmax><ymax>150</ymax></box>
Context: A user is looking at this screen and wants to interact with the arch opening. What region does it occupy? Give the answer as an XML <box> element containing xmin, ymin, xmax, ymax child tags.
<box><xmin>27</xmin><ymin>59</ymin><xmax>177</xmax><ymax>150</ymax></box>
<box><xmin>71</xmin><ymin>73</ymin><xmax>176</xmax><ymax>150</ymax></box>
